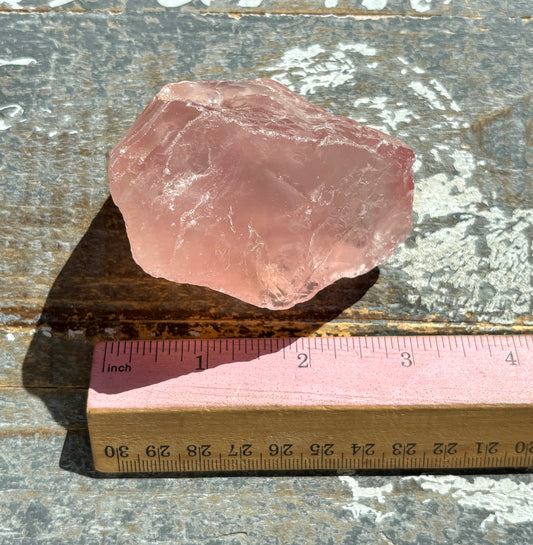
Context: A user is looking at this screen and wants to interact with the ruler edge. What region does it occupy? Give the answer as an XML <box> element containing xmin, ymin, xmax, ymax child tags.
<box><xmin>88</xmin><ymin>404</ymin><xmax>533</xmax><ymax>472</ymax></box>
<box><xmin>88</xmin><ymin>335</ymin><xmax>533</xmax><ymax>411</ymax></box>
<box><xmin>87</xmin><ymin>402</ymin><xmax>533</xmax><ymax>414</ymax></box>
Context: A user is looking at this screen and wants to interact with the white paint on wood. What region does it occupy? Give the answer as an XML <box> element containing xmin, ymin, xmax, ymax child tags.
<box><xmin>339</xmin><ymin>476</ymin><xmax>395</xmax><ymax>522</ymax></box>
<box><xmin>390</xmin><ymin>145</ymin><xmax>532</xmax><ymax>323</ymax></box>
<box><xmin>157</xmin><ymin>0</ymin><xmax>192</xmax><ymax>6</ymax></box>
<box><xmin>407</xmin><ymin>476</ymin><xmax>533</xmax><ymax>529</ymax></box>
<box><xmin>238</xmin><ymin>0</ymin><xmax>263</xmax><ymax>6</ymax></box>
<box><xmin>324</xmin><ymin>0</ymin><xmax>338</xmax><ymax>7</ymax></box>
<box><xmin>397</xmin><ymin>56</ymin><xmax>425</xmax><ymax>74</ymax></box>
<box><xmin>0</xmin><ymin>61</ymin><xmax>34</xmax><ymax>131</ymax></box>
<box><xmin>0</xmin><ymin>58</ymin><xmax>36</xmax><ymax>67</ymax></box>
<box><xmin>267</xmin><ymin>42</ymin><xmax>382</xmax><ymax>95</ymax></box>
<box><xmin>430</xmin><ymin>78</ymin><xmax>461</xmax><ymax>111</ymax></box>
<box><xmin>361</xmin><ymin>0</ymin><xmax>388</xmax><ymax>10</ymax></box>
<box><xmin>353</xmin><ymin>96</ymin><xmax>416</xmax><ymax>131</ymax></box>
<box><xmin>410</xmin><ymin>0</ymin><xmax>432</xmax><ymax>13</ymax></box>
<box><xmin>49</xmin><ymin>0</ymin><xmax>74</xmax><ymax>7</ymax></box>
<box><xmin>450</xmin><ymin>149</ymin><xmax>477</xmax><ymax>179</ymax></box>
<box><xmin>0</xmin><ymin>104</ymin><xmax>24</xmax><ymax>132</ymax></box>
<box><xmin>0</xmin><ymin>0</ymin><xmax>23</xmax><ymax>7</ymax></box>
<box><xmin>339</xmin><ymin>42</ymin><xmax>377</xmax><ymax>56</ymax></box>
<box><xmin>408</xmin><ymin>81</ymin><xmax>446</xmax><ymax>110</ymax></box>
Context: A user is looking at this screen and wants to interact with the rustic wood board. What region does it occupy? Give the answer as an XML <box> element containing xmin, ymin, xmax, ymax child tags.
<box><xmin>1</xmin><ymin>0</ymin><xmax>532</xmax><ymax>16</ymax></box>
<box><xmin>1</xmin><ymin>4</ymin><xmax>532</xmax><ymax>544</ymax></box>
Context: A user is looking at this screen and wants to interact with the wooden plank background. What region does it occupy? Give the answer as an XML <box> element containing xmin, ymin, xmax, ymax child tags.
<box><xmin>1</xmin><ymin>1</ymin><xmax>532</xmax><ymax>543</ymax></box>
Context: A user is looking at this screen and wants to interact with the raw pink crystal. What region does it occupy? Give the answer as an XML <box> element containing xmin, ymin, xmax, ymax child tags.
<box><xmin>108</xmin><ymin>79</ymin><xmax>414</xmax><ymax>309</ymax></box>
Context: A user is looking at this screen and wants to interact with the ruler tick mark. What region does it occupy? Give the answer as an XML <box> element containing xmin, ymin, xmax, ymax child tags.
<box><xmin>460</xmin><ymin>336</ymin><xmax>466</xmax><ymax>357</ymax></box>
<box><xmin>408</xmin><ymin>337</ymin><xmax>415</xmax><ymax>365</ymax></box>
<box><xmin>511</xmin><ymin>336</ymin><xmax>521</xmax><ymax>366</ymax></box>
<box><xmin>101</xmin><ymin>343</ymin><xmax>108</xmax><ymax>374</ymax></box>
<box><xmin>486</xmin><ymin>336</ymin><xmax>492</xmax><ymax>357</ymax></box>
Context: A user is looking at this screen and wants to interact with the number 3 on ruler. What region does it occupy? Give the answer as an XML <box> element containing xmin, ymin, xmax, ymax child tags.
<box><xmin>401</xmin><ymin>352</ymin><xmax>414</xmax><ymax>367</ymax></box>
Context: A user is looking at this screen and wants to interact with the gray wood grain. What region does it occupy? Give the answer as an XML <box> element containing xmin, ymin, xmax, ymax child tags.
<box><xmin>1</xmin><ymin>0</ymin><xmax>531</xmax><ymax>16</ymax></box>
<box><xmin>1</xmin><ymin>428</ymin><xmax>532</xmax><ymax>544</ymax></box>
<box><xmin>1</xmin><ymin>6</ymin><xmax>532</xmax><ymax>545</ymax></box>
<box><xmin>1</xmin><ymin>12</ymin><xmax>531</xmax><ymax>340</ymax></box>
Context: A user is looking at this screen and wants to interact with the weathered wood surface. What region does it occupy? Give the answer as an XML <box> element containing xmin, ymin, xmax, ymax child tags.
<box><xmin>1</xmin><ymin>4</ymin><xmax>532</xmax><ymax>544</ymax></box>
<box><xmin>1</xmin><ymin>0</ymin><xmax>532</xmax><ymax>16</ymax></box>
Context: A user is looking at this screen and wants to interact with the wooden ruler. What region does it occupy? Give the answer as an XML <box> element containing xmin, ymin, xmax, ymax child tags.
<box><xmin>87</xmin><ymin>336</ymin><xmax>533</xmax><ymax>473</ymax></box>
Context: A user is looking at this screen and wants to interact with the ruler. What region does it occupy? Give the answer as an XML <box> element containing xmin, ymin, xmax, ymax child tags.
<box><xmin>87</xmin><ymin>335</ymin><xmax>533</xmax><ymax>473</ymax></box>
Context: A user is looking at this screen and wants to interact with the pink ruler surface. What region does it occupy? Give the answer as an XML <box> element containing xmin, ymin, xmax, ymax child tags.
<box><xmin>87</xmin><ymin>336</ymin><xmax>533</xmax><ymax>411</ymax></box>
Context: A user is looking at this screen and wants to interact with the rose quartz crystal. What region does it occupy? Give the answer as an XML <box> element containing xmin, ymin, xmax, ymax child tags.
<box><xmin>109</xmin><ymin>79</ymin><xmax>414</xmax><ymax>309</ymax></box>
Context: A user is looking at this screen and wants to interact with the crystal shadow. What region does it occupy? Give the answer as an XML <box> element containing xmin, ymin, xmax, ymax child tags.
<box><xmin>22</xmin><ymin>196</ymin><xmax>379</xmax><ymax>476</ymax></box>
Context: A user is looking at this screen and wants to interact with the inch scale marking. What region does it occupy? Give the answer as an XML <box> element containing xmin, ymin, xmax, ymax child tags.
<box><xmin>88</xmin><ymin>335</ymin><xmax>533</xmax><ymax>473</ymax></box>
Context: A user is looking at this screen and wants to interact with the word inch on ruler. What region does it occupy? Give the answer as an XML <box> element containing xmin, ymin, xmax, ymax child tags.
<box><xmin>87</xmin><ymin>335</ymin><xmax>532</xmax><ymax>473</ymax></box>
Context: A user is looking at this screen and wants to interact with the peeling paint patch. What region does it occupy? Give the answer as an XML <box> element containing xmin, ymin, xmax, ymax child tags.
<box><xmin>268</xmin><ymin>43</ymin><xmax>352</xmax><ymax>95</ymax></box>
<box><xmin>353</xmin><ymin>96</ymin><xmax>415</xmax><ymax>132</ymax></box>
<box><xmin>238</xmin><ymin>0</ymin><xmax>263</xmax><ymax>6</ymax></box>
<box><xmin>0</xmin><ymin>58</ymin><xmax>37</xmax><ymax>67</ymax></box>
<box><xmin>339</xmin><ymin>476</ymin><xmax>395</xmax><ymax>522</ymax></box>
<box><xmin>410</xmin><ymin>0</ymin><xmax>432</xmax><ymax>13</ymax></box>
<box><xmin>361</xmin><ymin>0</ymin><xmax>388</xmax><ymax>9</ymax></box>
<box><xmin>266</xmin><ymin>42</ymin><xmax>380</xmax><ymax>96</ymax></box>
<box><xmin>339</xmin><ymin>43</ymin><xmax>377</xmax><ymax>56</ymax></box>
<box><xmin>49</xmin><ymin>0</ymin><xmax>74</xmax><ymax>7</ymax></box>
<box><xmin>408</xmin><ymin>81</ymin><xmax>446</xmax><ymax>110</ymax></box>
<box><xmin>390</xmin><ymin>153</ymin><xmax>532</xmax><ymax>323</ymax></box>
<box><xmin>451</xmin><ymin>149</ymin><xmax>477</xmax><ymax>179</ymax></box>
<box><xmin>430</xmin><ymin>79</ymin><xmax>461</xmax><ymax>111</ymax></box>
<box><xmin>157</xmin><ymin>0</ymin><xmax>192</xmax><ymax>6</ymax></box>
<box><xmin>408</xmin><ymin>476</ymin><xmax>533</xmax><ymax>530</ymax></box>
<box><xmin>0</xmin><ymin>0</ymin><xmax>24</xmax><ymax>7</ymax></box>
<box><xmin>0</xmin><ymin>104</ymin><xmax>24</xmax><ymax>132</ymax></box>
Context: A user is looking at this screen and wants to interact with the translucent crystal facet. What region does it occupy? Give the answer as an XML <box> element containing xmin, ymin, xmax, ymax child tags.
<box><xmin>109</xmin><ymin>79</ymin><xmax>415</xmax><ymax>309</ymax></box>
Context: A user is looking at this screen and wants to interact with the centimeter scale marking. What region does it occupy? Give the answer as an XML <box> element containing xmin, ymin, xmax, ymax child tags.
<box><xmin>87</xmin><ymin>335</ymin><xmax>533</xmax><ymax>473</ymax></box>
